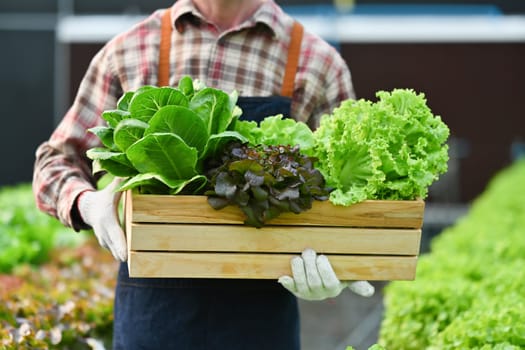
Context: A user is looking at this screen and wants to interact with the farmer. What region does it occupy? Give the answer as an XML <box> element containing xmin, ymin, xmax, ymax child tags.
<box><xmin>33</xmin><ymin>0</ymin><xmax>374</xmax><ymax>348</ymax></box>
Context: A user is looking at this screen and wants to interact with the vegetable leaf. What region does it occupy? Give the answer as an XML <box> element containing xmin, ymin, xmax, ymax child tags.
<box><xmin>88</xmin><ymin>126</ymin><xmax>115</xmax><ymax>150</ymax></box>
<box><xmin>126</xmin><ymin>133</ymin><xmax>199</xmax><ymax>182</ymax></box>
<box><xmin>86</xmin><ymin>148</ymin><xmax>137</xmax><ymax>177</ymax></box>
<box><xmin>128</xmin><ymin>86</ymin><xmax>189</xmax><ymax>122</ymax></box>
<box><xmin>201</xmin><ymin>131</ymin><xmax>248</xmax><ymax>161</ymax></box>
<box><xmin>117</xmin><ymin>91</ymin><xmax>135</xmax><ymax>111</ymax></box>
<box><xmin>190</xmin><ymin>88</ymin><xmax>236</xmax><ymax>135</ymax></box>
<box><xmin>205</xmin><ymin>142</ymin><xmax>330</xmax><ymax>227</ymax></box>
<box><xmin>118</xmin><ymin>173</ymin><xmax>207</xmax><ymax>195</ymax></box>
<box><xmin>314</xmin><ymin>89</ymin><xmax>450</xmax><ymax>205</ymax></box>
<box><xmin>146</xmin><ymin>105</ymin><xmax>208</xmax><ymax>154</ymax></box>
<box><xmin>101</xmin><ymin>109</ymin><xmax>130</xmax><ymax>128</ymax></box>
<box><xmin>235</xmin><ymin>115</ymin><xmax>315</xmax><ymax>155</ymax></box>
<box><xmin>113</xmin><ymin>118</ymin><xmax>149</xmax><ymax>151</ymax></box>
<box><xmin>177</xmin><ymin>75</ymin><xmax>194</xmax><ymax>97</ymax></box>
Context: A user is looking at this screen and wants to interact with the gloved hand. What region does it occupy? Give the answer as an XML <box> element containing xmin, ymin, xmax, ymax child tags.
<box><xmin>77</xmin><ymin>177</ymin><xmax>127</xmax><ymax>261</ymax></box>
<box><xmin>278</xmin><ymin>249</ymin><xmax>375</xmax><ymax>301</ymax></box>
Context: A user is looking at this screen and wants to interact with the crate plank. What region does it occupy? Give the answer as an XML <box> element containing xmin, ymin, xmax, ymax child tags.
<box><xmin>128</xmin><ymin>252</ymin><xmax>418</xmax><ymax>280</ymax></box>
<box><xmin>127</xmin><ymin>191</ymin><xmax>424</xmax><ymax>229</ymax></box>
<box><xmin>129</xmin><ymin>223</ymin><xmax>421</xmax><ymax>255</ymax></box>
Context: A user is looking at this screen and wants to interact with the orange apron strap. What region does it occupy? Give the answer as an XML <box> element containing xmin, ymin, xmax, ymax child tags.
<box><xmin>158</xmin><ymin>8</ymin><xmax>173</xmax><ymax>86</ymax></box>
<box><xmin>281</xmin><ymin>21</ymin><xmax>304</xmax><ymax>98</ymax></box>
<box><xmin>158</xmin><ymin>11</ymin><xmax>303</xmax><ymax>94</ymax></box>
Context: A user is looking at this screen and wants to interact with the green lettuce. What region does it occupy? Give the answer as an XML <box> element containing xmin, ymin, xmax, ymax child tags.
<box><xmin>86</xmin><ymin>76</ymin><xmax>246</xmax><ymax>194</ymax></box>
<box><xmin>314</xmin><ymin>89</ymin><xmax>450</xmax><ymax>205</ymax></box>
<box><xmin>234</xmin><ymin>115</ymin><xmax>315</xmax><ymax>155</ymax></box>
<box><xmin>379</xmin><ymin>160</ymin><xmax>525</xmax><ymax>349</ymax></box>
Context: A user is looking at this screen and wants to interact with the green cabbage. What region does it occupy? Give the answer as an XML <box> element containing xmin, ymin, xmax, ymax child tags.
<box><xmin>314</xmin><ymin>89</ymin><xmax>450</xmax><ymax>205</ymax></box>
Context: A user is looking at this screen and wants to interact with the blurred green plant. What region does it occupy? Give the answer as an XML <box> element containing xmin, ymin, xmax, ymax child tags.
<box><xmin>0</xmin><ymin>241</ymin><xmax>117</xmax><ymax>349</ymax></box>
<box><xmin>0</xmin><ymin>183</ymin><xmax>87</xmax><ymax>273</ymax></box>
<box><xmin>379</xmin><ymin>159</ymin><xmax>525</xmax><ymax>349</ymax></box>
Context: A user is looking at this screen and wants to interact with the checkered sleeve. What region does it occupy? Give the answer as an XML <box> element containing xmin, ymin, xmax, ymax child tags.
<box><xmin>33</xmin><ymin>43</ymin><xmax>122</xmax><ymax>231</ymax></box>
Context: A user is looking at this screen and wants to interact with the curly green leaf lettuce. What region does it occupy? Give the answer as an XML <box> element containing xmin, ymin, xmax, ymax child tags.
<box><xmin>234</xmin><ymin>115</ymin><xmax>315</xmax><ymax>155</ymax></box>
<box><xmin>314</xmin><ymin>89</ymin><xmax>450</xmax><ymax>205</ymax></box>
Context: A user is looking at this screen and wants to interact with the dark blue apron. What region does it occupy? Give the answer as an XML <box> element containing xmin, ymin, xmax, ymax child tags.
<box><xmin>113</xmin><ymin>97</ymin><xmax>299</xmax><ymax>350</ymax></box>
<box><xmin>112</xmin><ymin>10</ymin><xmax>304</xmax><ymax>349</ymax></box>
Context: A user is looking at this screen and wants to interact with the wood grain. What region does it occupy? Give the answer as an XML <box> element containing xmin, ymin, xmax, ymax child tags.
<box><xmin>128</xmin><ymin>191</ymin><xmax>424</xmax><ymax>229</ymax></box>
<box><xmin>128</xmin><ymin>252</ymin><xmax>418</xmax><ymax>280</ymax></box>
<box><xmin>129</xmin><ymin>223</ymin><xmax>421</xmax><ymax>255</ymax></box>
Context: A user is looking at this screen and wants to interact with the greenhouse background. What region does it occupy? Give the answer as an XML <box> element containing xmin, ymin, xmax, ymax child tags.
<box><xmin>1</xmin><ymin>0</ymin><xmax>524</xmax><ymax>349</ymax></box>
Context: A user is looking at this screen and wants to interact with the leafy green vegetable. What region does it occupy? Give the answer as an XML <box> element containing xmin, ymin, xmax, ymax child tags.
<box><xmin>313</xmin><ymin>89</ymin><xmax>450</xmax><ymax>205</ymax></box>
<box><xmin>87</xmin><ymin>148</ymin><xmax>137</xmax><ymax>177</ymax></box>
<box><xmin>205</xmin><ymin>142</ymin><xmax>330</xmax><ymax>227</ymax></box>
<box><xmin>126</xmin><ymin>133</ymin><xmax>199</xmax><ymax>179</ymax></box>
<box><xmin>0</xmin><ymin>184</ymin><xmax>86</xmax><ymax>273</ymax></box>
<box><xmin>190</xmin><ymin>88</ymin><xmax>240</xmax><ymax>135</ymax></box>
<box><xmin>235</xmin><ymin>115</ymin><xmax>315</xmax><ymax>155</ymax></box>
<box><xmin>0</xmin><ymin>239</ymin><xmax>116</xmax><ymax>349</ymax></box>
<box><xmin>87</xmin><ymin>76</ymin><xmax>247</xmax><ymax>194</ymax></box>
<box><xmin>114</xmin><ymin>118</ymin><xmax>148</xmax><ymax>151</ymax></box>
<box><xmin>146</xmin><ymin>105</ymin><xmax>208</xmax><ymax>152</ymax></box>
<box><xmin>379</xmin><ymin>159</ymin><xmax>525</xmax><ymax>349</ymax></box>
<box><xmin>128</xmin><ymin>86</ymin><xmax>188</xmax><ymax>122</ymax></box>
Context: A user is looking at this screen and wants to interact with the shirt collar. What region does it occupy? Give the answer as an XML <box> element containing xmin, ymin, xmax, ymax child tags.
<box><xmin>170</xmin><ymin>0</ymin><xmax>287</xmax><ymax>39</ymax></box>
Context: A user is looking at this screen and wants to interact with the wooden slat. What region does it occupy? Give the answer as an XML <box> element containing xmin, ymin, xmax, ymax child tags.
<box><xmin>128</xmin><ymin>191</ymin><xmax>425</xmax><ymax>229</ymax></box>
<box><xmin>129</xmin><ymin>223</ymin><xmax>421</xmax><ymax>256</ymax></box>
<box><xmin>128</xmin><ymin>252</ymin><xmax>418</xmax><ymax>280</ymax></box>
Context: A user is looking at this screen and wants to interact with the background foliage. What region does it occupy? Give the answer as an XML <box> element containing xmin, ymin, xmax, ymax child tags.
<box><xmin>379</xmin><ymin>159</ymin><xmax>525</xmax><ymax>349</ymax></box>
<box><xmin>0</xmin><ymin>184</ymin><xmax>86</xmax><ymax>273</ymax></box>
<box><xmin>0</xmin><ymin>183</ymin><xmax>116</xmax><ymax>349</ymax></box>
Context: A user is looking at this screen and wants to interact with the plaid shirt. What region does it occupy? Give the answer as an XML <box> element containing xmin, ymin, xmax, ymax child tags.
<box><xmin>33</xmin><ymin>0</ymin><xmax>355</xmax><ymax>230</ymax></box>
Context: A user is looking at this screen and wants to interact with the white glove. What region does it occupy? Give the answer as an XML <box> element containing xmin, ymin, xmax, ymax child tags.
<box><xmin>278</xmin><ymin>249</ymin><xmax>375</xmax><ymax>301</ymax></box>
<box><xmin>77</xmin><ymin>177</ymin><xmax>127</xmax><ymax>261</ymax></box>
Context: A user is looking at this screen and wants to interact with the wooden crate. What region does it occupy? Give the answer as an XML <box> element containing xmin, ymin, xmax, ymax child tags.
<box><xmin>124</xmin><ymin>191</ymin><xmax>424</xmax><ymax>280</ymax></box>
